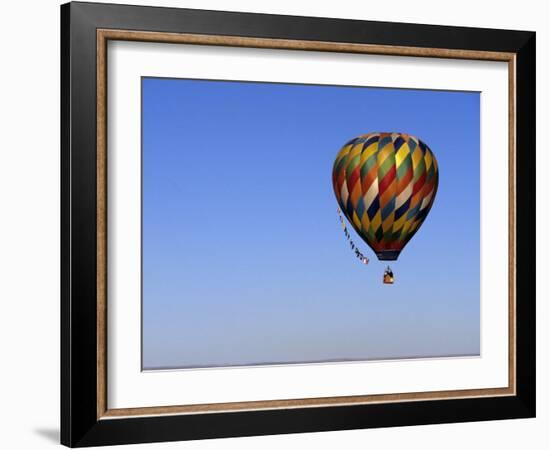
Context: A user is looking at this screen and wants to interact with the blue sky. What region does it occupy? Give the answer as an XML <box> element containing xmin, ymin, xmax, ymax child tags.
<box><xmin>142</xmin><ymin>77</ymin><xmax>480</xmax><ymax>369</ymax></box>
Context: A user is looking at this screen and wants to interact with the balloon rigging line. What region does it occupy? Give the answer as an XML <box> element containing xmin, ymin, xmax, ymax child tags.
<box><xmin>336</xmin><ymin>207</ymin><xmax>369</xmax><ymax>265</ymax></box>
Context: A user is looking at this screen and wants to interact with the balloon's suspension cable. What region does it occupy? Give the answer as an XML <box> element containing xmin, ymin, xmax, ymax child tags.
<box><xmin>336</xmin><ymin>207</ymin><xmax>369</xmax><ymax>265</ymax></box>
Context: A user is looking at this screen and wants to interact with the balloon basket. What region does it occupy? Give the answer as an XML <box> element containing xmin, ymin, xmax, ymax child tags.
<box><xmin>383</xmin><ymin>266</ymin><xmax>394</xmax><ymax>284</ymax></box>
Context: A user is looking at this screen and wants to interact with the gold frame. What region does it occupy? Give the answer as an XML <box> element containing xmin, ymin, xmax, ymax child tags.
<box><xmin>96</xmin><ymin>29</ymin><xmax>516</xmax><ymax>420</ymax></box>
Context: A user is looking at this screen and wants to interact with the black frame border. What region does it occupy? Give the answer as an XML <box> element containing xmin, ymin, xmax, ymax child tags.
<box><xmin>61</xmin><ymin>2</ymin><xmax>535</xmax><ymax>447</ymax></box>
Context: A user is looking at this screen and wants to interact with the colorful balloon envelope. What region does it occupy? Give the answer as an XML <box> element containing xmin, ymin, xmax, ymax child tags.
<box><xmin>332</xmin><ymin>132</ymin><xmax>439</xmax><ymax>261</ymax></box>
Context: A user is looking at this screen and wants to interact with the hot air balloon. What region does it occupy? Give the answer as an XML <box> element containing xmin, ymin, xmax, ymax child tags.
<box><xmin>332</xmin><ymin>132</ymin><xmax>438</xmax><ymax>275</ymax></box>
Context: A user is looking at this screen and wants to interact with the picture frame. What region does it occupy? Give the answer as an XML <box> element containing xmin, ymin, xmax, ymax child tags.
<box><xmin>61</xmin><ymin>1</ymin><xmax>535</xmax><ymax>447</ymax></box>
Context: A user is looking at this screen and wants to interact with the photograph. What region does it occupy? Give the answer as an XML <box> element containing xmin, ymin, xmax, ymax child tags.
<box><xmin>141</xmin><ymin>77</ymin><xmax>480</xmax><ymax>370</ymax></box>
